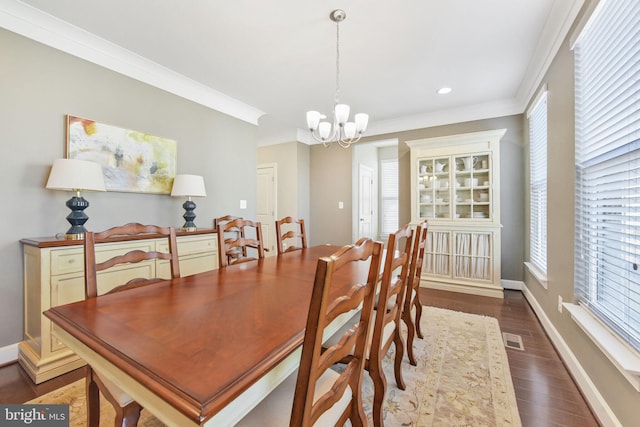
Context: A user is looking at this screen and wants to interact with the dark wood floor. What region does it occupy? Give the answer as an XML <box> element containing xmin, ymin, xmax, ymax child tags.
<box><xmin>0</xmin><ymin>289</ymin><xmax>600</xmax><ymax>426</ymax></box>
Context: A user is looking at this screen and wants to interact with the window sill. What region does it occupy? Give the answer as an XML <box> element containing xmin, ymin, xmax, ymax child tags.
<box><xmin>524</xmin><ymin>262</ymin><xmax>548</xmax><ymax>289</ymax></box>
<box><xmin>564</xmin><ymin>303</ymin><xmax>640</xmax><ymax>392</ymax></box>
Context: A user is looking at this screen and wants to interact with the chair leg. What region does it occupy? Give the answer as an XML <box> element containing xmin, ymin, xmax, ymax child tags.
<box><xmin>88</xmin><ymin>365</ymin><xmax>142</xmax><ymax>427</ymax></box>
<box><xmin>85</xmin><ymin>367</ymin><xmax>101</xmax><ymax>427</ymax></box>
<box><xmin>114</xmin><ymin>402</ymin><xmax>143</xmax><ymax>427</ymax></box>
<box><xmin>403</xmin><ymin>307</ymin><xmax>418</xmax><ymax>366</ymax></box>
<box><xmin>414</xmin><ymin>297</ymin><xmax>424</xmax><ymax>339</ymax></box>
<box><xmin>348</xmin><ymin>389</ymin><xmax>367</xmax><ymax>427</ymax></box>
<box><xmin>393</xmin><ymin>330</ymin><xmax>406</xmax><ymax>391</ymax></box>
<box><xmin>368</xmin><ymin>355</ymin><xmax>387</xmax><ymax>427</ymax></box>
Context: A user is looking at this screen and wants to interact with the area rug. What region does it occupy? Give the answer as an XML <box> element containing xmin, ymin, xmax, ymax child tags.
<box><xmin>27</xmin><ymin>306</ymin><xmax>521</xmax><ymax>426</ymax></box>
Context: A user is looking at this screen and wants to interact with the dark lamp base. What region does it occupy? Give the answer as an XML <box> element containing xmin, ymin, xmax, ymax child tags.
<box><xmin>181</xmin><ymin>199</ymin><xmax>198</xmax><ymax>233</ymax></box>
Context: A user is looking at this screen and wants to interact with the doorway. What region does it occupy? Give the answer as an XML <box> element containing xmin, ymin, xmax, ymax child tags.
<box><xmin>256</xmin><ymin>163</ymin><xmax>277</xmax><ymax>255</ymax></box>
<box><xmin>352</xmin><ymin>139</ymin><xmax>399</xmax><ymax>242</ymax></box>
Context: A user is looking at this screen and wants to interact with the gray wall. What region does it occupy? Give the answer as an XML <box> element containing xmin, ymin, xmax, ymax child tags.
<box><xmin>0</xmin><ymin>28</ymin><xmax>258</xmax><ymax>346</ymax></box>
<box><xmin>523</xmin><ymin>1</ymin><xmax>640</xmax><ymax>424</ymax></box>
<box><xmin>309</xmin><ymin>143</ymin><xmax>354</xmax><ymax>246</ymax></box>
<box><xmin>309</xmin><ymin>115</ymin><xmax>525</xmax><ymax>281</ymax></box>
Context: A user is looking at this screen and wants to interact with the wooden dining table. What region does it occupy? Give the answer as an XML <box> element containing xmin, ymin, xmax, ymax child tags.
<box><xmin>44</xmin><ymin>244</ymin><xmax>372</xmax><ymax>426</ymax></box>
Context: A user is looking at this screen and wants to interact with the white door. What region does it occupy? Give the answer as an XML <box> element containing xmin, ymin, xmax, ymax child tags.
<box><xmin>358</xmin><ymin>164</ymin><xmax>374</xmax><ymax>239</ymax></box>
<box><xmin>257</xmin><ymin>164</ymin><xmax>277</xmax><ymax>256</ymax></box>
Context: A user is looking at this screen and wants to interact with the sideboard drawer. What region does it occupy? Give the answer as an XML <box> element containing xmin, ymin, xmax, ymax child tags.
<box><xmin>50</xmin><ymin>248</ymin><xmax>84</xmax><ymax>276</ymax></box>
<box><xmin>158</xmin><ymin>234</ymin><xmax>216</xmax><ymax>256</ymax></box>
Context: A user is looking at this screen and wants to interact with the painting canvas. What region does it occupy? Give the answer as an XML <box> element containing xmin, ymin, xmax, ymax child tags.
<box><xmin>66</xmin><ymin>115</ymin><xmax>177</xmax><ymax>194</ymax></box>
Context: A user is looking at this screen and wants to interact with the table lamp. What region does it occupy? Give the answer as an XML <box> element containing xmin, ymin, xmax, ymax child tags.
<box><xmin>46</xmin><ymin>158</ymin><xmax>106</xmax><ymax>239</ymax></box>
<box><xmin>171</xmin><ymin>174</ymin><xmax>207</xmax><ymax>231</ymax></box>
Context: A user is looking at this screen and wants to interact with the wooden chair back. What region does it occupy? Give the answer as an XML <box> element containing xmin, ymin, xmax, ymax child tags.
<box><xmin>84</xmin><ymin>223</ymin><xmax>180</xmax><ymax>299</ymax></box>
<box><xmin>275</xmin><ymin>216</ymin><xmax>307</xmax><ymax>254</ymax></box>
<box><xmin>216</xmin><ymin>218</ymin><xmax>265</xmax><ymax>267</ymax></box>
<box><xmin>213</xmin><ymin>214</ymin><xmax>243</xmax><ymax>230</ymax></box>
<box><xmin>403</xmin><ymin>220</ymin><xmax>429</xmax><ymax>366</ymax></box>
<box><xmin>291</xmin><ymin>238</ymin><xmax>383</xmax><ymax>426</ymax></box>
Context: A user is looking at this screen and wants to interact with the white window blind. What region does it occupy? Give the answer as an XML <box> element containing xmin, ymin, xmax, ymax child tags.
<box><xmin>528</xmin><ymin>91</ymin><xmax>548</xmax><ymax>274</ymax></box>
<box><xmin>574</xmin><ymin>0</ymin><xmax>640</xmax><ymax>350</ymax></box>
<box><xmin>380</xmin><ymin>159</ymin><xmax>399</xmax><ymax>235</ymax></box>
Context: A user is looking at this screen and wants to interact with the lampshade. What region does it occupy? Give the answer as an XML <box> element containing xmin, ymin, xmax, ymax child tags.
<box><xmin>171</xmin><ymin>174</ymin><xmax>207</xmax><ymax>197</ymax></box>
<box><xmin>46</xmin><ymin>158</ymin><xmax>106</xmax><ymax>192</ymax></box>
<box><xmin>46</xmin><ymin>158</ymin><xmax>105</xmax><ymax>239</ymax></box>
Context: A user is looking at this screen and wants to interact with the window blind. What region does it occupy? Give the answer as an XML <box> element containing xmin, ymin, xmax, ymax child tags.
<box><xmin>528</xmin><ymin>92</ymin><xmax>548</xmax><ymax>274</ymax></box>
<box><xmin>380</xmin><ymin>159</ymin><xmax>399</xmax><ymax>235</ymax></box>
<box><xmin>574</xmin><ymin>0</ymin><xmax>640</xmax><ymax>350</ymax></box>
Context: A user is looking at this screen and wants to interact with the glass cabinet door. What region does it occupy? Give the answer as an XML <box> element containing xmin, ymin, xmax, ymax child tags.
<box><xmin>453</xmin><ymin>153</ymin><xmax>491</xmax><ymax>220</ymax></box>
<box><xmin>417</xmin><ymin>157</ymin><xmax>451</xmax><ymax>220</ymax></box>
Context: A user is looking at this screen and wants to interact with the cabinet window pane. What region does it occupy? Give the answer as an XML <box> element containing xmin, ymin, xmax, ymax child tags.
<box><xmin>574</xmin><ymin>0</ymin><xmax>640</xmax><ymax>351</ymax></box>
<box><xmin>528</xmin><ymin>91</ymin><xmax>548</xmax><ymax>274</ymax></box>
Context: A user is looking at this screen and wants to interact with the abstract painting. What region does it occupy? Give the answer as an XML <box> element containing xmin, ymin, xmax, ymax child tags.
<box><xmin>66</xmin><ymin>115</ymin><xmax>177</xmax><ymax>194</ymax></box>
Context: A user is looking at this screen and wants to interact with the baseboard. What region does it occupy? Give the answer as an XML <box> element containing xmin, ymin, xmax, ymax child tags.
<box><xmin>521</xmin><ymin>285</ymin><xmax>622</xmax><ymax>427</ymax></box>
<box><xmin>501</xmin><ymin>279</ymin><xmax>524</xmax><ymax>290</ymax></box>
<box><xmin>0</xmin><ymin>343</ymin><xmax>19</xmax><ymax>366</ymax></box>
<box><xmin>421</xmin><ymin>281</ymin><xmax>504</xmax><ymax>299</ymax></box>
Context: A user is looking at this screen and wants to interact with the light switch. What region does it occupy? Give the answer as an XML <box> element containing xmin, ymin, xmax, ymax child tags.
<box><xmin>338</xmin><ymin>201</ymin><xmax>344</xmax><ymax>209</ymax></box>
<box><xmin>240</xmin><ymin>200</ymin><xmax>247</xmax><ymax>209</ymax></box>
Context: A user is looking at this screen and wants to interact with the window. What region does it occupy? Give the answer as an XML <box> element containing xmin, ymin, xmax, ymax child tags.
<box><xmin>380</xmin><ymin>159</ymin><xmax>399</xmax><ymax>235</ymax></box>
<box><xmin>574</xmin><ymin>0</ymin><xmax>640</xmax><ymax>351</ymax></box>
<box><xmin>527</xmin><ymin>90</ymin><xmax>548</xmax><ymax>281</ymax></box>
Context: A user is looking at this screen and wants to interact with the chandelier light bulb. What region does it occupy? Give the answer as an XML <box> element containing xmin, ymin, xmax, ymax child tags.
<box><xmin>306</xmin><ymin>111</ymin><xmax>321</xmax><ymax>130</ymax></box>
<box><xmin>334</xmin><ymin>104</ymin><xmax>350</xmax><ymax>126</ymax></box>
<box><xmin>318</xmin><ymin>122</ymin><xmax>332</xmax><ymax>140</ymax></box>
<box><xmin>354</xmin><ymin>113</ymin><xmax>369</xmax><ymax>132</ymax></box>
<box><xmin>344</xmin><ymin>122</ymin><xmax>357</xmax><ymax>139</ymax></box>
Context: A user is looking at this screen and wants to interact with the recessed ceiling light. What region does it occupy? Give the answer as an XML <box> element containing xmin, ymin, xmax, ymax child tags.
<box><xmin>437</xmin><ymin>87</ymin><xmax>452</xmax><ymax>95</ymax></box>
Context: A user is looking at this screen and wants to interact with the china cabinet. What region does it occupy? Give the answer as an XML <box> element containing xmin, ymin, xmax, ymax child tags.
<box><xmin>407</xmin><ymin>129</ymin><xmax>505</xmax><ymax>298</ymax></box>
<box><xmin>19</xmin><ymin>229</ymin><xmax>218</xmax><ymax>383</ymax></box>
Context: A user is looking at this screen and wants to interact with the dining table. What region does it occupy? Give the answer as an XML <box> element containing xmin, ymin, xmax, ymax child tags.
<box><xmin>44</xmin><ymin>244</ymin><xmax>372</xmax><ymax>426</ymax></box>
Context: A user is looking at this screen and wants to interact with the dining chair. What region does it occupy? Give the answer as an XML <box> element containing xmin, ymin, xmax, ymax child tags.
<box><xmin>216</xmin><ymin>218</ymin><xmax>265</xmax><ymax>267</ymax></box>
<box><xmin>214</xmin><ymin>215</ymin><xmax>245</xmax><ymax>265</ymax></box>
<box><xmin>402</xmin><ymin>220</ymin><xmax>428</xmax><ymax>366</ymax></box>
<box><xmin>83</xmin><ymin>222</ymin><xmax>180</xmax><ymax>427</ymax></box>
<box><xmin>322</xmin><ymin>224</ymin><xmax>413</xmax><ymax>427</ymax></box>
<box><xmin>367</xmin><ymin>224</ymin><xmax>413</xmax><ymax>427</ymax></box>
<box><xmin>237</xmin><ymin>238</ymin><xmax>384</xmax><ymax>427</ymax></box>
<box><xmin>275</xmin><ymin>216</ymin><xmax>307</xmax><ymax>254</ymax></box>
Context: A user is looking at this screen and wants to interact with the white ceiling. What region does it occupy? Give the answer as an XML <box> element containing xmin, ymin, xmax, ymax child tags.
<box><xmin>4</xmin><ymin>0</ymin><xmax>583</xmax><ymax>146</ymax></box>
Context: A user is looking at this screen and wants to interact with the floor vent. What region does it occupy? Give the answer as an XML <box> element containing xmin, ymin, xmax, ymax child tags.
<box><xmin>502</xmin><ymin>332</ymin><xmax>524</xmax><ymax>351</ymax></box>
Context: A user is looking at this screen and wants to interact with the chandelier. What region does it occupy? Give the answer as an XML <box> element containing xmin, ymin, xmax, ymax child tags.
<box><xmin>306</xmin><ymin>9</ymin><xmax>369</xmax><ymax>148</ymax></box>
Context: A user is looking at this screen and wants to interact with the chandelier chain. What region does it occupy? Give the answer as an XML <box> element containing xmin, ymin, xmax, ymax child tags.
<box><xmin>335</xmin><ymin>18</ymin><xmax>340</xmax><ymax>106</ymax></box>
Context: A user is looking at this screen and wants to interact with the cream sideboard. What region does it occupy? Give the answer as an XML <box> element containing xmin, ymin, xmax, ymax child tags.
<box><xmin>407</xmin><ymin>129</ymin><xmax>505</xmax><ymax>298</ymax></box>
<box><xmin>19</xmin><ymin>229</ymin><xmax>218</xmax><ymax>383</ymax></box>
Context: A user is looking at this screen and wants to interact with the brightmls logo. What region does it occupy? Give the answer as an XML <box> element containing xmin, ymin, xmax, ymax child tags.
<box><xmin>0</xmin><ymin>405</ymin><xmax>68</xmax><ymax>426</ymax></box>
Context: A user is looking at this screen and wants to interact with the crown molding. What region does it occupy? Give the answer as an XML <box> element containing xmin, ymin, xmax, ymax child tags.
<box><xmin>515</xmin><ymin>0</ymin><xmax>585</xmax><ymax>111</ymax></box>
<box><xmin>368</xmin><ymin>98</ymin><xmax>522</xmax><ymax>138</ymax></box>
<box><xmin>0</xmin><ymin>0</ymin><xmax>264</xmax><ymax>125</ymax></box>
